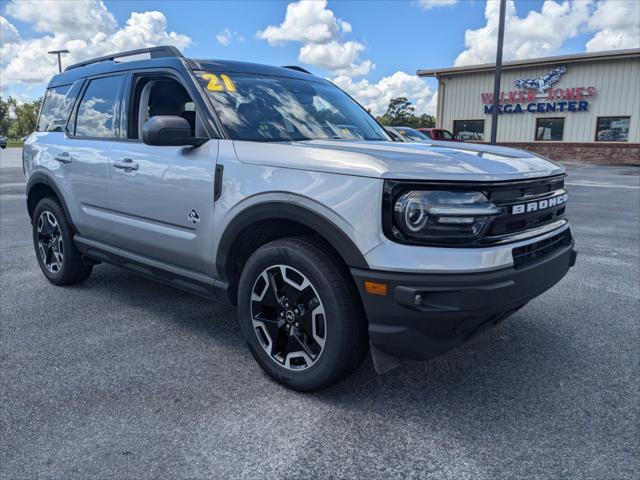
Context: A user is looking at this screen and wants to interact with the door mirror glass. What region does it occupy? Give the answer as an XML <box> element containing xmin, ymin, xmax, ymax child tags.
<box><xmin>142</xmin><ymin>115</ymin><xmax>206</xmax><ymax>147</ymax></box>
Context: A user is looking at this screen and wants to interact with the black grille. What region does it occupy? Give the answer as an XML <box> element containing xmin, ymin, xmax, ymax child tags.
<box><xmin>512</xmin><ymin>230</ymin><xmax>572</xmax><ymax>268</ymax></box>
<box><xmin>481</xmin><ymin>175</ymin><xmax>568</xmax><ymax>244</ymax></box>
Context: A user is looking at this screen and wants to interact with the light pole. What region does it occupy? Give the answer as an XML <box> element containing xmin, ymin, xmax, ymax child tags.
<box><xmin>48</xmin><ymin>49</ymin><xmax>70</xmax><ymax>73</ymax></box>
<box><xmin>489</xmin><ymin>0</ymin><xmax>506</xmax><ymax>145</ymax></box>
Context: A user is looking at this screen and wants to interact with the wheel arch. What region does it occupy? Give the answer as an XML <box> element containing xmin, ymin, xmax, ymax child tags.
<box><xmin>26</xmin><ymin>171</ymin><xmax>76</xmax><ymax>231</ymax></box>
<box><xmin>216</xmin><ymin>202</ymin><xmax>369</xmax><ymax>305</ymax></box>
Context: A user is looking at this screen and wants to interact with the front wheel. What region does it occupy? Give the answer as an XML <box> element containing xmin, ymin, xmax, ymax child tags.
<box><xmin>237</xmin><ymin>238</ymin><xmax>368</xmax><ymax>391</ymax></box>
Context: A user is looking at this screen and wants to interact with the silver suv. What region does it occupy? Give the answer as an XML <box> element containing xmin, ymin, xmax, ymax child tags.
<box><xmin>24</xmin><ymin>47</ymin><xmax>576</xmax><ymax>390</ymax></box>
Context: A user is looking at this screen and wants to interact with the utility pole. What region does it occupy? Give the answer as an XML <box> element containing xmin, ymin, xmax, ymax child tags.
<box><xmin>489</xmin><ymin>0</ymin><xmax>506</xmax><ymax>145</ymax></box>
<box><xmin>48</xmin><ymin>49</ymin><xmax>70</xmax><ymax>73</ymax></box>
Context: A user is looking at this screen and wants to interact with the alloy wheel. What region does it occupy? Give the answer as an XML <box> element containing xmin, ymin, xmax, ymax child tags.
<box><xmin>250</xmin><ymin>264</ymin><xmax>326</xmax><ymax>370</ymax></box>
<box><xmin>36</xmin><ymin>211</ymin><xmax>64</xmax><ymax>273</ymax></box>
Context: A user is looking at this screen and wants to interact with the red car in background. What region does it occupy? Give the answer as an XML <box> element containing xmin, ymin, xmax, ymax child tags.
<box><xmin>417</xmin><ymin>128</ymin><xmax>462</xmax><ymax>142</ymax></box>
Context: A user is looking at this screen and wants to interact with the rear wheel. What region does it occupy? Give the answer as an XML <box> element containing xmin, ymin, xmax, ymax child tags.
<box><xmin>32</xmin><ymin>197</ymin><xmax>92</xmax><ymax>285</ymax></box>
<box><xmin>238</xmin><ymin>237</ymin><xmax>368</xmax><ymax>391</ymax></box>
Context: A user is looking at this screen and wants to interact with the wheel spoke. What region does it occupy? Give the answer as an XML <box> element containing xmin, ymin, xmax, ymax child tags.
<box><xmin>250</xmin><ymin>264</ymin><xmax>327</xmax><ymax>371</ymax></box>
<box><xmin>291</xmin><ymin>330</ymin><xmax>316</xmax><ymax>359</ymax></box>
<box><xmin>44</xmin><ymin>243</ymin><xmax>54</xmax><ymax>265</ymax></box>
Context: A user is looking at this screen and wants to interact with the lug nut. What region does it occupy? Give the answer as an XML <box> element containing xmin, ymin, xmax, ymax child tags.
<box><xmin>295</xmin><ymin>322</ymin><xmax>299</xmax><ymax>327</ymax></box>
<box><xmin>294</xmin><ymin>309</ymin><xmax>299</xmax><ymax>314</ymax></box>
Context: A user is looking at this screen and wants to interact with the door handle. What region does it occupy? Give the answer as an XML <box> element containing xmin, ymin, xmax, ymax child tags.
<box><xmin>54</xmin><ymin>152</ymin><xmax>72</xmax><ymax>164</ymax></box>
<box><xmin>113</xmin><ymin>158</ymin><xmax>139</xmax><ymax>171</ymax></box>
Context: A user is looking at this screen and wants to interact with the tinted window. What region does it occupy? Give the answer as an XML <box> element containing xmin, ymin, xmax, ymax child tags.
<box><xmin>75</xmin><ymin>76</ymin><xmax>122</xmax><ymax>138</ymax></box>
<box><xmin>535</xmin><ymin>118</ymin><xmax>564</xmax><ymax>141</ymax></box>
<box><xmin>196</xmin><ymin>72</ymin><xmax>388</xmax><ymax>142</ymax></box>
<box><xmin>453</xmin><ymin>120</ymin><xmax>484</xmax><ymax>140</ymax></box>
<box><xmin>442</xmin><ymin>130</ymin><xmax>455</xmax><ymax>140</ymax></box>
<box><xmin>395</xmin><ymin>127</ymin><xmax>429</xmax><ymax>141</ymax></box>
<box><xmin>37</xmin><ymin>83</ymin><xmax>81</xmax><ymax>132</ymax></box>
<box><xmin>596</xmin><ymin>117</ymin><xmax>629</xmax><ymax>142</ymax></box>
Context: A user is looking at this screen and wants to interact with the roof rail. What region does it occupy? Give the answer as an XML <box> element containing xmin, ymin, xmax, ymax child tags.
<box><xmin>282</xmin><ymin>65</ymin><xmax>311</xmax><ymax>74</ymax></box>
<box><xmin>65</xmin><ymin>46</ymin><xmax>183</xmax><ymax>72</ymax></box>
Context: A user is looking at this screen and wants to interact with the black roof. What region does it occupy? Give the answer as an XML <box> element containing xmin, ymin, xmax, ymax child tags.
<box><xmin>48</xmin><ymin>46</ymin><xmax>323</xmax><ymax>88</ymax></box>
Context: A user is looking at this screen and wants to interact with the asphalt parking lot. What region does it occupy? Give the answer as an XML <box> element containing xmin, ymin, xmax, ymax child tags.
<box><xmin>1</xmin><ymin>147</ymin><xmax>638</xmax><ymax>480</ymax></box>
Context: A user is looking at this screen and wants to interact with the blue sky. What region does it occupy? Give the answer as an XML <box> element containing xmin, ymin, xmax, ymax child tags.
<box><xmin>1</xmin><ymin>0</ymin><xmax>639</xmax><ymax>115</ymax></box>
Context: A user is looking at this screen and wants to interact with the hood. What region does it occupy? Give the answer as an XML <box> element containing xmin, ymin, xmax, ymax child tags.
<box><xmin>232</xmin><ymin>139</ymin><xmax>564</xmax><ymax>181</ymax></box>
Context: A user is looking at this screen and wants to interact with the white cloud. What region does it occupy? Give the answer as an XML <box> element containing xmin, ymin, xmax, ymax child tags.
<box><xmin>257</xmin><ymin>0</ymin><xmax>349</xmax><ymax>45</ymax></box>
<box><xmin>1</xmin><ymin>16</ymin><xmax>21</xmax><ymax>64</ymax></box>
<box><xmin>5</xmin><ymin>0</ymin><xmax>117</xmax><ymax>38</ymax></box>
<box><xmin>585</xmin><ymin>0</ymin><xmax>640</xmax><ymax>52</ymax></box>
<box><xmin>333</xmin><ymin>71</ymin><xmax>435</xmax><ymax>116</ymax></box>
<box><xmin>415</xmin><ymin>0</ymin><xmax>458</xmax><ymax>10</ymax></box>
<box><xmin>1</xmin><ymin>2</ymin><xmax>191</xmax><ymax>90</ymax></box>
<box><xmin>1</xmin><ymin>16</ymin><xmax>20</xmax><ymax>44</ymax></box>
<box><xmin>299</xmin><ymin>41</ymin><xmax>373</xmax><ymax>76</ymax></box>
<box><xmin>454</xmin><ymin>0</ymin><xmax>591</xmax><ymax>66</ymax></box>
<box><xmin>216</xmin><ymin>28</ymin><xmax>244</xmax><ymax>46</ymax></box>
<box><xmin>257</xmin><ymin>0</ymin><xmax>370</xmax><ymax>77</ymax></box>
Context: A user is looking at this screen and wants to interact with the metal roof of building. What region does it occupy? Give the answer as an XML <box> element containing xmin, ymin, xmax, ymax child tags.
<box><xmin>417</xmin><ymin>48</ymin><xmax>640</xmax><ymax>77</ymax></box>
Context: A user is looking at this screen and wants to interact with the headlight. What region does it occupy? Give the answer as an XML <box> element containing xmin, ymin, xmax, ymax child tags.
<box><xmin>387</xmin><ymin>189</ymin><xmax>500</xmax><ymax>245</ymax></box>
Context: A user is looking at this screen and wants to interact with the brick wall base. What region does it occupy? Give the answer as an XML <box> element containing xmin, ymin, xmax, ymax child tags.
<box><xmin>494</xmin><ymin>142</ymin><xmax>640</xmax><ymax>166</ymax></box>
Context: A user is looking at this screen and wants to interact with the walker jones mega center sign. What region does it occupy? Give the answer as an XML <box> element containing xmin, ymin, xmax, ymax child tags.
<box><xmin>482</xmin><ymin>66</ymin><xmax>596</xmax><ymax>114</ymax></box>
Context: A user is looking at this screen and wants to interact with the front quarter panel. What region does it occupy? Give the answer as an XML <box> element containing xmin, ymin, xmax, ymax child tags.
<box><xmin>212</xmin><ymin>140</ymin><xmax>385</xmax><ymax>276</ymax></box>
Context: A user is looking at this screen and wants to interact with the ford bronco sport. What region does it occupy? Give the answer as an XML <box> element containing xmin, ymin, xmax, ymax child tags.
<box><xmin>24</xmin><ymin>47</ymin><xmax>577</xmax><ymax>391</ymax></box>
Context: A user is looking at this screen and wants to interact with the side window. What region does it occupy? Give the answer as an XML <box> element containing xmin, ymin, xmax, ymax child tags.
<box><xmin>433</xmin><ymin>130</ymin><xmax>443</xmax><ymax>139</ymax></box>
<box><xmin>37</xmin><ymin>82</ymin><xmax>81</xmax><ymax>132</ymax></box>
<box><xmin>128</xmin><ymin>76</ymin><xmax>199</xmax><ymax>140</ymax></box>
<box><xmin>443</xmin><ymin>130</ymin><xmax>454</xmax><ymax>140</ymax></box>
<box><xmin>74</xmin><ymin>76</ymin><xmax>123</xmax><ymax>138</ymax></box>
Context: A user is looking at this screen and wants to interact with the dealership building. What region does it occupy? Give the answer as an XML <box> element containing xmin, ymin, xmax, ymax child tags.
<box><xmin>418</xmin><ymin>48</ymin><xmax>640</xmax><ymax>164</ymax></box>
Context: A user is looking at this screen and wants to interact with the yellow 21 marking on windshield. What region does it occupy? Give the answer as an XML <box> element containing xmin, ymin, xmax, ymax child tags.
<box><xmin>202</xmin><ymin>73</ymin><xmax>237</xmax><ymax>93</ymax></box>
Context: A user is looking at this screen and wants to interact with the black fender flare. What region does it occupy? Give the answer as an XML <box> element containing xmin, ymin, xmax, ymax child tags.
<box><xmin>26</xmin><ymin>171</ymin><xmax>77</xmax><ymax>231</ymax></box>
<box><xmin>216</xmin><ymin>201</ymin><xmax>369</xmax><ymax>280</ymax></box>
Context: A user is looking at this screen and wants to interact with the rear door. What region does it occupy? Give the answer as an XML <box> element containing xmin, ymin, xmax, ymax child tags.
<box><xmin>106</xmin><ymin>71</ymin><xmax>218</xmax><ymax>275</ymax></box>
<box><xmin>63</xmin><ymin>74</ymin><xmax>124</xmax><ymax>239</ymax></box>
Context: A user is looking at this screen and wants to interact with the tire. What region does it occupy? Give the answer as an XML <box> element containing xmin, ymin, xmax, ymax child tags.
<box><xmin>32</xmin><ymin>197</ymin><xmax>92</xmax><ymax>285</ymax></box>
<box><xmin>237</xmin><ymin>237</ymin><xmax>368</xmax><ymax>391</ymax></box>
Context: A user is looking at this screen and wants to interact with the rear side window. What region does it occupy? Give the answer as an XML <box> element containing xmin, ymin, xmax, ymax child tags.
<box><xmin>37</xmin><ymin>83</ymin><xmax>81</xmax><ymax>132</ymax></box>
<box><xmin>74</xmin><ymin>76</ymin><xmax>123</xmax><ymax>138</ymax></box>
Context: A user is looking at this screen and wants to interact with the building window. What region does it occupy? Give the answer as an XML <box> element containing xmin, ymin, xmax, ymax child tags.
<box><xmin>453</xmin><ymin>120</ymin><xmax>484</xmax><ymax>141</ymax></box>
<box><xmin>595</xmin><ymin>116</ymin><xmax>630</xmax><ymax>142</ymax></box>
<box><xmin>535</xmin><ymin>118</ymin><xmax>564</xmax><ymax>141</ymax></box>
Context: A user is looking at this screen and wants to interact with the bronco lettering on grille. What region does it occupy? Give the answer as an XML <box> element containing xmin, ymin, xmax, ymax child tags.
<box><xmin>512</xmin><ymin>193</ymin><xmax>568</xmax><ymax>215</ymax></box>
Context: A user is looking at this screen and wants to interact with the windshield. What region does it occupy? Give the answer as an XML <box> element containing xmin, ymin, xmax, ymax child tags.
<box><xmin>394</xmin><ymin>127</ymin><xmax>429</xmax><ymax>141</ymax></box>
<box><xmin>196</xmin><ymin>72</ymin><xmax>389</xmax><ymax>142</ymax></box>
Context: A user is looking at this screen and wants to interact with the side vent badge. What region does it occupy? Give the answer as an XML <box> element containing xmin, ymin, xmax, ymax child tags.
<box><xmin>188</xmin><ymin>209</ymin><xmax>200</xmax><ymax>225</ymax></box>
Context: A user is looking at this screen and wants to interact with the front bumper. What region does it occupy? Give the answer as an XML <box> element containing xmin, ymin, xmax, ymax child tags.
<box><xmin>351</xmin><ymin>231</ymin><xmax>577</xmax><ymax>360</ymax></box>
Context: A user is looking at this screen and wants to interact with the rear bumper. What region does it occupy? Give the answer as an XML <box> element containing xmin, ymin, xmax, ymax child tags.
<box><xmin>351</xmin><ymin>234</ymin><xmax>576</xmax><ymax>360</ymax></box>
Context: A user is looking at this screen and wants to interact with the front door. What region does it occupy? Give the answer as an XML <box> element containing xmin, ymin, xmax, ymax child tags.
<box><xmin>106</xmin><ymin>74</ymin><xmax>217</xmax><ymax>275</ymax></box>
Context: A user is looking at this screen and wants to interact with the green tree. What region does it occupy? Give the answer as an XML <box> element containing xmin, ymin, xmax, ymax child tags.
<box><xmin>381</xmin><ymin>97</ymin><xmax>415</xmax><ymax>126</ymax></box>
<box><xmin>0</xmin><ymin>97</ymin><xmax>12</xmax><ymax>138</ymax></box>
<box><xmin>0</xmin><ymin>96</ymin><xmax>41</xmax><ymax>139</ymax></box>
<box><xmin>377</xmin><ymin>97</ymin><xmax>436</xmax><ymax>128</ymax></box>
<box><xmin>417</xmin><ymin>113</ymin><xmax>436</xmax><ymax>128</ymax></box>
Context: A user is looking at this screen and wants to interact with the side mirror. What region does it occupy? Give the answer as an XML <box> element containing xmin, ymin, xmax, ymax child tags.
<box><xmin>142</xmin><ymin>115</ymin><xmax>207</xmax><ymax>147</ymax></box>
